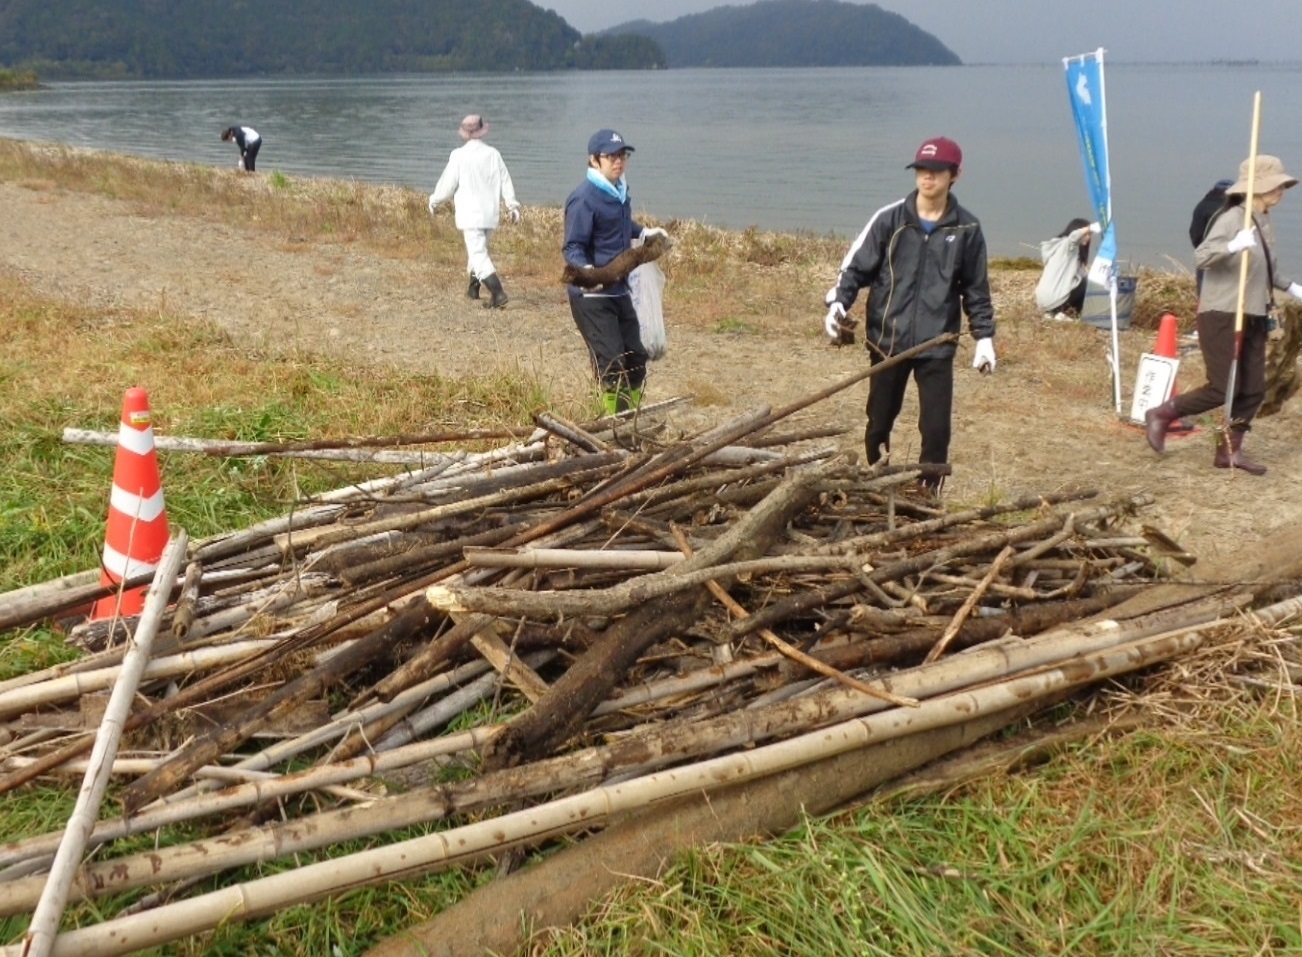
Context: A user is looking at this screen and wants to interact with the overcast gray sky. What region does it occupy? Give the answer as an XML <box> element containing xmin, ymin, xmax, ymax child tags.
<box><xmin>540</xmin><ymin>0</ymin><xmax>1301</xmax><ymax>64</ymax></box>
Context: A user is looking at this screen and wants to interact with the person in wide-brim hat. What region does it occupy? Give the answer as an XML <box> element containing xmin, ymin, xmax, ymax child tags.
<box><xmin>1146</xmin><ymin>151</ymin><xmax>1302</xmax><ymax>473</ymax></box>
<box><xmin>1225</xmin><ymin>154</ymin><xmax>1298</xmax><ymax>196</ymax></box>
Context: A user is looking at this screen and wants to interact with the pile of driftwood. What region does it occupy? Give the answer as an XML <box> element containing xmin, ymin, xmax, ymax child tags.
<box><xmin>1</xmin><ymin>345</ymin><xmax>1289</xmax><ymax>957</ymax></box>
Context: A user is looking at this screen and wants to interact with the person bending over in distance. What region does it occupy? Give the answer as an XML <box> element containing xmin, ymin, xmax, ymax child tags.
<box><xmin>1035</xmin><ymin>217</ymin><xmax>1099</xmax><ymax>320</ymax></box>
<box><xmin>1146</xmin><ymin>154</ymin><xmax>1302</xmax><ymax>474</ymax></box>
<box><xmin>221</xmin><ymin>125</ymin><xmax>261</xmax><ymax>172</ymax></box>
<box><xmin>562</xmin><ymin>128</ymin><xmax>669</xmax><ymax>415</ymax></box>
<box><xmin>428</xmin><ymin>114</ymin><xmax>522</xmax><ymax>310</ymax></box>
<box><xmin>822</xmin><ymin>136</ymin><xmax>997</xmax><ymax>497</ymax></box>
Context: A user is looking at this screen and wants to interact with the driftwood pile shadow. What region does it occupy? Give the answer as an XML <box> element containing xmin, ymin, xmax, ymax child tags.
<box><xmin>0</xmin><ymin>376</ymin><xmax>1264</xmax><ymax>955</ymax></box>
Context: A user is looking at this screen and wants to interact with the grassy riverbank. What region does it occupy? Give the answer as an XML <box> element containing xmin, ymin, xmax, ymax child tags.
<box><xmin>0</xmin><ymin>142</ymin><xmax>1295</xmax><ymax>956</ymax></box>
<box><xmin>0</xmin><ymin>69</ymin><xmax>39</xmax><ymax>92</ymax></box>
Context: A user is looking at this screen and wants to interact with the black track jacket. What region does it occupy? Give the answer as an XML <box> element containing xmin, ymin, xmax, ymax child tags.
<box><xmin>827</xmin><ymin>190</ymin><xmax>995</xmax><ymax>359</ymax></box>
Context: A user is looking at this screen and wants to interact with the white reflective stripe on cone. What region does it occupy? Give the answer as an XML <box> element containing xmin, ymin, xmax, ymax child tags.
<box><xmin>109</xmin><ymin>485</ymin><xmax>166</xmax><ymax>522</ymax></box>
<box><xmin>101</xmin><ymin>542</ymin><xmax>160</xmax><ymax>580</ymax></box>
<box><xmin>116</xmin><ymin>422</ymin><xmax>157</xmax><ymax>456</ymax></box>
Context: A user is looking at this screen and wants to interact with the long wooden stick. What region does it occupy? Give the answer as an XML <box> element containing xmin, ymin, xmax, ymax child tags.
<box><xmin>1224</xmin><ymin>90</ymin><xmax>1263</xmax><ymax>434</ymax></box>
<box><xmin>0</xmin><ymin>625</ymin><xmax>1209</xmax><ymax>957</ymax></box>
<box><xmin>20</xmin><ymin>533</ymin><xmax>188</xmax><ymax>957</ymax></box>
<box><xmin>925</xmin><ymin>545</ymin><xmax>1016</xmax><ymax>663</ymax></box>
<box><xmin>0</xmin><ymin>590</ymin><xmax>1250</xmax><ymax>906</ymax></box>
<box><xmin>0</xmin><ymin>640</ymin><xmax>278</xmax><ymax>720</ymax></box>
<box><xmin>669</xmin><ymin>525</ymin><xmax>917</xmax><ymax>707</ymax></box>
<box><xmin>62</xmin><ymin>426</ymin><xmax>535</xmax><ymax>455</ymax></box>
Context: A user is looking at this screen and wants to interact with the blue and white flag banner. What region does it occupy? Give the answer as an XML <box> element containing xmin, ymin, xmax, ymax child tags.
<box><xmin>1064</xmin><ymin>49</ymin><xmax>1117</xmax><ymax>289</ymax></box>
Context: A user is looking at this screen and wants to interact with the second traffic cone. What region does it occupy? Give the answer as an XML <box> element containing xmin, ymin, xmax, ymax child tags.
<box><xmin>91</xmin><ymin>387</ymin><xmax>170</xmax><ymax>620</ymax></box>
<box><xmin>1154</xmin><ymin>312</ymin><xmax>1196</xmax><ymax>435</ymax></box>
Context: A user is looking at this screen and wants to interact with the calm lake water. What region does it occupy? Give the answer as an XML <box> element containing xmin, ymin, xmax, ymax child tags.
<box><xmin>4</xmin><ymin>65</ymin><xmax>1302</xmax><ymax>268</ymax></box>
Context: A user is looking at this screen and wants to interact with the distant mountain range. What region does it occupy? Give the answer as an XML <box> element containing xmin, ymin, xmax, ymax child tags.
<box><xmin>0</xmin><ymin>0</ymin><xmax>957</xmax><ymax>79</ymax></box>
<box><xmin>0</xmin><ymin>0</ymin><xmax>664</xmax><ymax>78</ymax></box>
<box><xmin>604</xmin><ymin>0</ymin><xmax>961</xmax><ymax>68</ymax></box>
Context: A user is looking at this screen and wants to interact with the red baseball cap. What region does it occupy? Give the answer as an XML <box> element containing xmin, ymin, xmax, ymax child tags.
<box><xmin>907</xmin><ymin>137</ymin><xmax>962</xmax><ymax>171</ymax></box>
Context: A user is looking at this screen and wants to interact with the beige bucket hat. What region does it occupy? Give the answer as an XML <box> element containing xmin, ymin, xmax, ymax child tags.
<box><xmin>1226</xmin><ymin>154</ymin><xmax>1298</xmax><ymax>195</ymax></box>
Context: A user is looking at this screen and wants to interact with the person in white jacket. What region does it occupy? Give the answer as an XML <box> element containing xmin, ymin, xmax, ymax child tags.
<box><xmin>1034</xmin><ymin>218</ymin><xmax>1099</xmax><ymax>319</ymax></box>
<box><xmin>428</xmin><ymin>115</ymin><xmax>522</xmax><ymax>309</ymax></box>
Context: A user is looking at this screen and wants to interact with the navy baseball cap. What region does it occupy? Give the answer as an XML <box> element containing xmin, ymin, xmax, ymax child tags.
<box><xmin>588</xmin><ymin>129</ymin><xmax>634</xmax><ymax>156</ymax></box>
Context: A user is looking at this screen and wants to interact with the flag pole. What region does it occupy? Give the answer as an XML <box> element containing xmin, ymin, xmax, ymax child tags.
<box><xmin>1095</xmin><ymin>47</ymin><xmax>1122</xmax><ymax>414</ymax></box>
<box><xmin>1223</xmin><ymin>91</ymin><xmax>1262</xmax><ymax>452</ymax></box>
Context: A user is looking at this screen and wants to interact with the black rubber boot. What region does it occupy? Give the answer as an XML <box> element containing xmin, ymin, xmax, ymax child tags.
<box><xmin>1214</xmin><ymin>430</ymin><xmax>1266</xmax><ymax>475</ymax></box>
<box><xmin>481</xmin><ymin>273</ymin><xmax>509</xmax><ymax>309</ymax></box>
<box><xmin>1144</xmin><ymin>399</ymin><xmax>1179</xmax><ymax>454</ymax></box>
<box><xmin>467</xmin><ymin>275</ymin><xmax>481</xmax><ymax>300</ymax></box>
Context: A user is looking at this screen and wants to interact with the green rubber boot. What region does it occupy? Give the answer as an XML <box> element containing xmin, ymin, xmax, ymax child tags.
<box><xmin>600</xmin><ymin>391</ymin><xmax>620</xmax><ymax>416</ymax></box>
<box><xmin>624</xmin><ymin>386</ymin><xmax>644</xmax><ymax>410</ymax></box>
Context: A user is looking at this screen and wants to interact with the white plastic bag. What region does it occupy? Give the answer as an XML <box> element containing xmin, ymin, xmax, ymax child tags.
<box><xmin>629</xmin><ymin>261</ymin><xmax>667</xmax><ymax>360</ymax></box>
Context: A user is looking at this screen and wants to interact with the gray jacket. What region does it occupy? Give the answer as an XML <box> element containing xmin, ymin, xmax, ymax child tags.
<box><xmin>1195</xmin><ymin>205</ymin><xmax>1292</xmax><ymax>315</ymax></box>
<box><xmin>1035</xmin><ymin>228</ymin><xmax>1089</xmax><ymax>312</ymax></box>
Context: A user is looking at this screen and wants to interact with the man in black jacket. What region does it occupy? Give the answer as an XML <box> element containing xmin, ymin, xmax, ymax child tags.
<box><xmin>823</xmin><ymin>136</ymin><xmax>996</xmax><ymax>493</ymax></box>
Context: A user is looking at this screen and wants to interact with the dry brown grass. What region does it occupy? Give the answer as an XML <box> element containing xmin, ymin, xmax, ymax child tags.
<box><xmin>1</xmin><ymin>138</ymin><xmax>1205</xmax><ymax>350</ymax></box>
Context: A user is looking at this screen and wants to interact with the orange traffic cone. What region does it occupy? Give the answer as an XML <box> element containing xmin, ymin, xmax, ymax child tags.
<box><xmin>1153</xmin><ymin>313</ymin><xmax>1196</xmax><ymax>435</ymax></box>
<box><xmin>91</xmin><ymin>388</ymin><xmax>170</xmax><ymax>620</ymax></box>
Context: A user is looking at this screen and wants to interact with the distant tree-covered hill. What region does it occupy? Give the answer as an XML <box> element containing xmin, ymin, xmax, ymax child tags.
<box><xmin>605</xmin><ymin>0</ymin><xmax>960</xmax><ymax>68</ymax></box>
<box><xmin>0</xmin><ymin>0</ymin><xmax>665</xmax><ymax>78</ymax></box>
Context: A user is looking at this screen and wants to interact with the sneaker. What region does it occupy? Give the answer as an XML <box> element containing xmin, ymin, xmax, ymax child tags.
<box><xmin>1044</xmin><ymin>311</ymin><xmax>1074</xmax><ymax>322</ymax></box>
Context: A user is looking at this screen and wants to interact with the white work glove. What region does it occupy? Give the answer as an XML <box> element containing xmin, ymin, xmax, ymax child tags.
<box><xmin>973</xmin><ymin>338</ymin><xmax>996</xmax><ymax>374</ymax></box>
<box><xmin>508</xmin><ymin>207</ymin><xmax>521</xmax><ymax>225</ymax></box>
<box><xmin>427</xmin><ymin>194</ymin><xmax>439</xmax><ymax>215</ymax></box>
<box><xmin>1227</xmin><ymin>227</ymin><xmax>1256</xmax><ymax>254</ymax></box>
<box><xmin>1089</xmin><ymin>222</ymin><xmax>1102</xmax><ymax>234</ymax></box>
<box><xmin>642</xmin><ymin>227</ymin><xmax>669</xmax><ymax>241</ymax></box>
<box><xmin>824</xmin><ymin>302</ymin><xmax>850</xmax><ymax>343</ymax></box>
<box><xmin>1288</xmin><ymin>282</ymin><xmax>1302</xmax><ymax>301</ymax></box>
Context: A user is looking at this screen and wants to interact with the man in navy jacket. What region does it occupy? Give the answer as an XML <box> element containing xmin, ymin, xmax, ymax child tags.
<box><xmin>563</xmin><ymin>129</ymin><xmax>668</xmax><ymax>415</ymax></box>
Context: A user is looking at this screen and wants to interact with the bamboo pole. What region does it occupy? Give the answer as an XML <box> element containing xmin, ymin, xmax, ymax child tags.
<box><xmin>61</xmin><ymin>430</ymin><xmax>465</xmax><ymax>465</ymax></box>
<box><xmin>272</xmin><ymin>459</ymin><xmax>626</xmax><ymax>554</ymax></box>
<box><xmin>20</xmin><ymin>532</ymin><xmax>187</xmax><ymax>957</ymax></box>
<box><xmin>118</xmin><ymin>578</ymin><xmax>449</xmax><ymax>813</ymax></box>
<box><xmin>0</xmin><ymin>725</ymin><xmax>501</xmax><ymax>876</ymax></box>
<box><xmin>0</xmin><ymin>570</ymin><xmax>99</xmax><ymax>631</ymax></box>
<box><xmin>0</xmin><ymin>623</ymin><xmax>1208</xmax><ymax>957</ymax></box>
<box><xmin>0</xmin><ymin>591</ymin><xmax>1249</xmax><ymax>910</ymax></box>
<box><xmin>62</xmin><ymin>426</ymin><xmax>536</xmax><ymax>455</ymax></box>
<box><xmin>0</xmin><ymin>640</ymin><xmax>278</xmax><ymax>720</ymax></box>
<box><xmin>462</xmin><ymin>546</ymin><xmax>683</xmax><ymax>571</ymax></box>
<box><xmin>1223</xmin><ymin>90</ymin><xmax>1264</xmax><ymax>435</ymax></box>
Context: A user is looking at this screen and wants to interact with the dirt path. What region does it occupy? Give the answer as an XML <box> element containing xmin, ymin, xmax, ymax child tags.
<box><xmin>4</xmin><ymin>179</ymin><xmax>1298</xmax><ymax>569</ymax></box>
